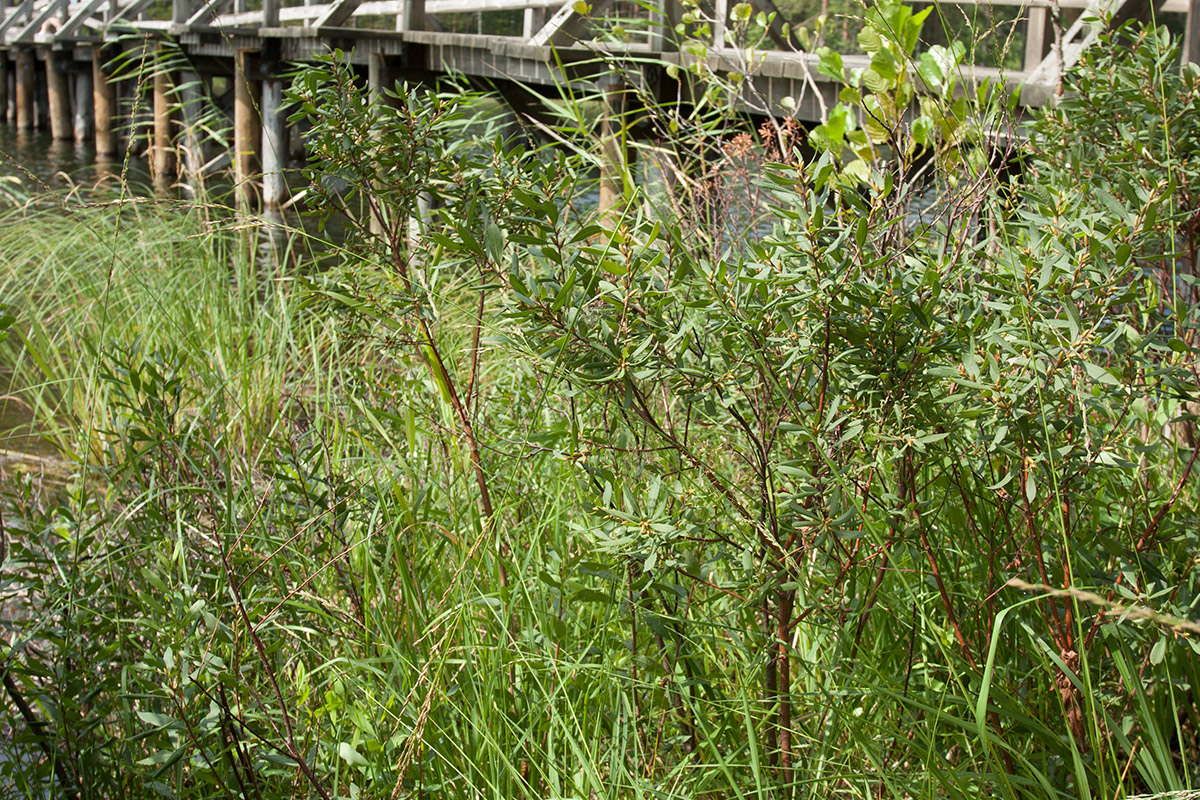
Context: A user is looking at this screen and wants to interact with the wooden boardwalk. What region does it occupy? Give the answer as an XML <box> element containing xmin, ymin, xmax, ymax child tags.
<box><xmin>1</xmin><ymin>0</ymin><xmax>1196</xmax><ymax>204</ymax></box>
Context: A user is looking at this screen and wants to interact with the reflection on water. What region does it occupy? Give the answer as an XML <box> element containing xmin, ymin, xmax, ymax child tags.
<box><xmin>0</xmin><ymin>124</ymin><xmax>310</xmax><ymax>458</ymax></box>
<box><xmin>0</xmin><ymin>124</ymin><xmax>154</xmax><ymax>198</ymax></box>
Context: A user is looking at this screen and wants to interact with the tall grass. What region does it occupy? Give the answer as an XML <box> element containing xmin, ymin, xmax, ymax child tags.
<box><xmin>1</xmin><ymin>16</ymin><xmax>1199</xmax><ymax>800</ymax></box>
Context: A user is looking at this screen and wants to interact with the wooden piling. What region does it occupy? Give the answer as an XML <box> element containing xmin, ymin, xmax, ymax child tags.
<box><xmin>14</xmin><ymin>49</ymin><xmax>33</xmax><ymax>130</ymax></box>
<box><xmin>176</xmin><ymin>70</ymin><xmax>205</xmax><ymax>192</ymax></box>
<box><xmin>45</xmin><ymin>48</ymin><xmax>73</xmax><ymax>141</ymax></box>
<box><xmin>366</xmin><ymin>52</ymin><xmax>387</xmax><ymax>234</ymax></box>
<box><xmin>73</xmin><ymin>68</ymin><xmax>94</xmax><ymax>144</ymax></box>
<box><xmin>152</xmin><ymin>62</ymin><xmax>175</xmax><ymax>187</ymax></box>
<box><xmin>598</xmin><ymin>80</ymin><xmax>628</xmax><ymax>225</ymax></box>
<box><xmin>0</xmin><ymin>56</ymin><xmax>9</xmax><ymax>125</ymax></box>
<box><xmin>260</xmin><ymin>75</ymin><xmax>286</xmax><ymax>211</ymax></box>
<box><xmin>34</xmin><ymin>57</ymin><xmax>48</xmax><ymax>129</ymax></box>
<box><xmin>93</xmin><ymin>48</ymin><xmax>117</xmax><ymax>157</ymax></box>
<box><xmin>234</xmin><ymin>49</ymin><xmax>261</xmax><ymax>209</ymax></box>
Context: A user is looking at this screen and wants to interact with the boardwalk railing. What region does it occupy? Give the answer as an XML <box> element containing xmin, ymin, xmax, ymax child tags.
<box><xmin>1</xmin><ymin>0</ymin><xmax>1195</xmax><ymax>206</ymax></box>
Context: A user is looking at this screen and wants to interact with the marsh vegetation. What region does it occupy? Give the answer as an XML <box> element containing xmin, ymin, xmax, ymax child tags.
<box><xmin>2</xmin><ymin>12</ymin><xmax>1200</xmax><ymax>800</ymax></box>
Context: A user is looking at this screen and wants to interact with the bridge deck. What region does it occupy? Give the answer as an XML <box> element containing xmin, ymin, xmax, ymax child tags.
<box><xmin>2</xmin><ymin>0</ymin><xmax>1194</xmax><ymax>119</ymax></box>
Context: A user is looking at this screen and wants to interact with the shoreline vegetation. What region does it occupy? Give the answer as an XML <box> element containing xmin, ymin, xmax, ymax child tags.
<box><xmin>2</xmin><ymin>11</ymin><xmax>1200</xmax><ymax>799</ymax></box>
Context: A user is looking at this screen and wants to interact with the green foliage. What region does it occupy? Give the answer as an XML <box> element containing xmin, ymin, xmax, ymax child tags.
<box><xmin>3</xmin><ymin>22</ymin><xmax>1200</xmax><ymax>800</ymax></box>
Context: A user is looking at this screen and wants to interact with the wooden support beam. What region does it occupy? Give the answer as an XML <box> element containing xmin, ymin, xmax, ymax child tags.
<box><xmin>92</xmin><ymin>45</ymin><xmax>116</xmax><ymax>155</ymax></box>
<box><xmin>1023</xmin><ymin>6</ymin><xmax>1050</xmax><ymax>73</ymax></box>
<box><xmin>56</xmin><ymin>0</ymin><xmax>112</xmax><ymax>38</ymax></box>
<box><xmin>260</xmin><ymin>74</ymin><xmax>286</xmax><ymax>210</ymax></box>
<box><xmin>713</xmin><ymin>0</ymin><xmax>727</xmax><ymax>47</ymax></box>
<box><xmin>522</xmin><ymin>4</ymin><xmax>544</xmax><ymax>37</ymax></box>
<box><xmin>402</xmin><ymin>0</ymin><xmax>424</xmax><ymax>30</ymax></box>
<box><xmin>647</xmin><ymin>0</ymin><xmax>680</xmax><ymax>50</ymax></box>
<box><xmin>597</xmin><ymin>78</ymin><xmax>626</xmax><ymax>225</ymax></box>
<box><xmin>261</xmin><ymin>0</ymin><xmax>278</xmax><ymax>26</ymax></box>
<box><xmin>14</xmin><ymin>48</ymin><xmax>33</xmax><ymax>130</ymax></box>
<box><xmin>0</xmin><ymin>0</ymin><xmax>34</xmax><ymax>38</ymax></box>
<box><xmin>13</xmin><ymin>0</ymin><xmax>67</xmax><ymax>43</ymax></box>
<box><xmin>0</xmin><ymin>56</ymin><xmax>8</xmax><ymax>123</ymax></box>
<box><xmin>106</xmin><ymin>0</ymin><xmax>161</xmax><ymax>25</ymax></box>
<box><xmin>312</xmin><ymin>0</ymin><xmax>362</xmax><ymax>28</ymax></box>
<box><xmin>73</xmin><ymin>65</ymin><xmax>92</xmax><ymax>143</ymax></box>
<box><xmin>45</xmin><ymin>47</ymin><xmax>72</xmax><ymax>140</ymax></box>
<box><xmin>185</xmin><ymin>0</ymin><xmax>233</xmax><ymax>27</ymax></box>
<box><xmin>151</xmin><ymin>53</ymin><xmax>174</xmax><ymax>187</ymax></box>
<box><xmin>33</xmin><ymin>52</ymin><xmax>47</xmax><ymax>127</ymax></box>
<box><xmin>530</xmin><ymin>0</ymin><xmax>611</xmax><ymax>47</ymax></box>
<box><xmin>176</xmin><ymin>70</ymin><xmax>205</xmax><ymax>190</ymax></box>
<box><xmin>233</xmin><ymin>48</ymin><xmax>259</xmax><ymax>209</ymax></box>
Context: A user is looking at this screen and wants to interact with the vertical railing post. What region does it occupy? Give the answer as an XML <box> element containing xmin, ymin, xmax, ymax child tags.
<box><xmin>1023</xmin><ymin>6</ymin><xmax>1051</xmax><ymax>74</ymax></box>
<box><xmin>1184</xmin><ymin>0</ymin><xmax>1200</xmax><ymax>64</ymax></box>
<box><xmin>522</xmin><ymin>6</ymin><xmax>545</xmax><ymax>39</ymax></box>
<box><xmin>648</xmin><ymin>0</ymin><xmax>680</xmax><ymax>51</ymax></box>
<box><xmin>398</xmin><ymin>0</ymin><xmax>424</xmax><ymax>32</ymax></box>
<box><xmin>712</xmin><ymin>0</ymin><xmax>727</xmax><ymax>48</ymax></box>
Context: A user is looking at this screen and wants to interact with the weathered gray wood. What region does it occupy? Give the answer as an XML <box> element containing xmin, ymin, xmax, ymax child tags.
<box><xmin>56</xmin><ymin>0</ymin><xmax>112</xmax><ymax>38</ymax></box>
<box><xmin>1184</xmin><ymin>0</ymin><xmax>1200</xmax><ymax>63</ymax></box>
<box><xmin>107</xmin><ymin>0</ymin><xmax>162</xmax><ymax>25</ymax></box>
<box><xmin>214</xmin><ymin>0</ymin><xmax>537</xmax><ymax>27</ymax></box>
<box><xmin>261</xmin><ymin>0</ymin><xmax>278</xmax><ymax>26</ymax></box>
<box><xmin>176</xmin><ymin>69</ymin><xmax>205</xmax><ymax>186</ymax></box>
<box><xmin>712</xmin><ymin>0</ymin><xmax>726</xmax><ymax>47</ymax></box>
<box><xmin>1023</xmin><ymin>6</ymin><xmax>1050</xmax><ymax>73</ymax></box>
<box><xmin>401</xmin><ymin>0</ymin><xmax>424</xmax><ymax>31</ymax></box>
<box><xmin>312</xmin><ymin>0</ymin><xmax>361</xmax><ymax>28</ymax></box>
<box><xmin>73</xmin><ymin>67</ymin><xmax>92</xmax><ymax>142</ymax></box>
<box><xmin>13</xmin><ymin>0</ymin><xmax>66</xmax><ymax>42</ymax></box>
<box><xmin>260</xmin><ymin>75</ymin><xmax>286</xmax><ymax>209</ymax></box>
<box><xmin>1021</xmin><ymin>0</ymin><xmax>1165</xmax><ymax>105</ymax></box>
<box><xmin>0</xmin><ymin>0</ymin><xmax>35</xmax><ymax>37</ymax></box>
<box><xmin>185</xmin><ymin>0</ymin><xmax>233</xmax><ymax>27</ymax></box>
<box><xmin>530</xmin><ymin>0</ymin><xmax>612</xmax><ymax>47</ymax></box>
<box><xmin>522</xmin><ymin>5</ymin><xmax>540</xmax><ymax>36</ymax></box>
<box><xmin>646</xmin><ymin>0</ymin><xmax>680</xmax><ymax>51</ymax></box>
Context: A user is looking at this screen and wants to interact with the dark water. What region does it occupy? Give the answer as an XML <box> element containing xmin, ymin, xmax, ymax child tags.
<box><xmin>0</xmin><ymin>125</ymin><xmax>154</xmax><ymax>200</ymax></box>
<box><xmin>0</xmin><ymin>127</ymin><xmax>171</xmax><ymax>459</ymax></box>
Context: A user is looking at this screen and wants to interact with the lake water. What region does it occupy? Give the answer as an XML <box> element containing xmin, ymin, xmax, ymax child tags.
<box><xmin>0</xmin><ymin>124</ymin><xmax>154</xmax><ymax>198</ymax></box>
